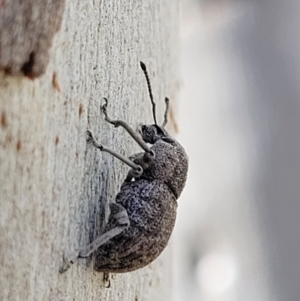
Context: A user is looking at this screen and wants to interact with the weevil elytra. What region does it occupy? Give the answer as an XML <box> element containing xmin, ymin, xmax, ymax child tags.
<box><xmin>60</xmin><ymin>62</ymin><xmax>188</xmax><ymax>273</ymax></box>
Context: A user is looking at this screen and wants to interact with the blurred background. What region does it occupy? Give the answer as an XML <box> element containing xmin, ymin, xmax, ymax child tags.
<box><xmin>174</xmin><ymin>0</ymin><xmax>300</xmax><ymax>301</ymax></box>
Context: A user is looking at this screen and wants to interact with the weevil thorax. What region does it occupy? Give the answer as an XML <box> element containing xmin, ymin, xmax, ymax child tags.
<box><xmin>139</xmin><ymin>124</ymin><xmax>188</xmax><ymax>198</ymax></box>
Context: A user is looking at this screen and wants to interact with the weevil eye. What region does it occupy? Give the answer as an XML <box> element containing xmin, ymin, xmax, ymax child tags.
<box><xmin>141</xmin><ymin>125</ymin><xmax>148</xmax><ymax>133</ymax></box>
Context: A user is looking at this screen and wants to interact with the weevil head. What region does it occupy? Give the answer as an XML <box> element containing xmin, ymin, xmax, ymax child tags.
<box><xmin>138</xmin><ymin>124</ymin><xmax>175</xmax><ymax>144</ymax></box>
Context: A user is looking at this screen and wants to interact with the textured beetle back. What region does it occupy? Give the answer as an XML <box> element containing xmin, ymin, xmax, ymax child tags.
<box><xmin>94</xmin><ymin>179</ymin><xmax>177</xmax><ymax>273</ymax></box>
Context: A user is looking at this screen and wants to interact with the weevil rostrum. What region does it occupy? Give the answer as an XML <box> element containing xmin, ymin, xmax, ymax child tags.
<box><xmin>60</xmin><ymin>62</ymin><xmax>188</xmax><ymax>274</ymax></box>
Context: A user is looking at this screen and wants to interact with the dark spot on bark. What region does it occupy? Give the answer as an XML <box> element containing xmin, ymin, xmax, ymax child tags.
<box><xmin>16</xmin><ymin>140</ymin><xmax>21</xmax><ymax>151</ymax></box>
<box><xmin>21</xmin><ymin>52</ymin><xmax>36</xmax><ymax>78</ymax></box>
<box><xmin>0</xmin><ymin>1</ymin><xmax>65</xmax><ymax>78</ymax></box>
<box><xmin>79</xmin><ymin>103</ymin><xmax>83</xmax><ymax>117</ymax></box>
<box><xmin>1</xmin><ymin>111</ymin><xmax>8</xmax><ymax>128</ymax></box>
<box><xmin>52</xmin><ymin>72</ymin><xmax>61</xmax><ymax>92</ymax></box>
<box><xmin>4</xmin><ymin>67</ymin><xmax>12</xmax><ymax>75</ymax></box>
<box><xmin>76</xmin><ymin>152</ymin><xmax>78</xmax><ymax>158</ymax></box>
<box><xmin>5</xmin><ymin>133</ymin><xmax>12</xmax><ymax>143</ymax></box>
<box><xmin>55</xmin><ymin>136</ymin><xmax>59</xmax><ymax>145</ymax></box>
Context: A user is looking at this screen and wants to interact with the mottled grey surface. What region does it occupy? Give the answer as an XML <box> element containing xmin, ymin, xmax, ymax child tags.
<box><xmin>0</xmin><ymin>0</ymin><xmax>180</xmax><ymax>300</ymax></box>
<box><xmin>0</xmin><ymin>0</ymin><xmax>65</xmax><ymax>78</ymax></box>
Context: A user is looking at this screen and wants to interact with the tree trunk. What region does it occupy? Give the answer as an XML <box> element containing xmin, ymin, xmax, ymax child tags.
<box><xmin>0</xmin><ymin>1</ymin><xmax>179</xmax><ymax>300</ymax></box>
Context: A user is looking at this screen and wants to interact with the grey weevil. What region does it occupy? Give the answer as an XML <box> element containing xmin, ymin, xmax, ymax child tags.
<box><xmin>60</xmin><ymin>62</ymin><xmax>188</xmax><ymax>273</ymax></box>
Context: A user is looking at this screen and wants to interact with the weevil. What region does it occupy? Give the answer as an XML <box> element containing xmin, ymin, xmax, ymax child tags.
<box><xmin>60</xmin><ymin>62</ymin><xmax>188</xmax><ymax>273</ymax></box>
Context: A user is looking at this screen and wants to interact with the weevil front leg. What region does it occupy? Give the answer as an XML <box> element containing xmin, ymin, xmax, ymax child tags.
<box><xmin>87</xmin><ymin>131</ymin><xmax>143</xmax><ymax>177</ymax></box>
<box><xmin>101</xmin><ymin>98</ymin><xmax>155</xmax><ymax>163</ymax></box>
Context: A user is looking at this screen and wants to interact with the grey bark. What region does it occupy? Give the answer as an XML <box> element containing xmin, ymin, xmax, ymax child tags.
<box><xmin>0</xmin><ymin>0</ymin><xmax>65</xmax><ymax>78</ymax></box>
<box><xmin>0</xmin><ymin>1</ymin><xmax>179</xmax><ymax>300</ymax></box>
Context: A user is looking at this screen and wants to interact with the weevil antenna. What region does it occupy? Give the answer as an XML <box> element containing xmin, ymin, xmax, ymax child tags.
<box><xmin>140</xmin><ymin>61</ymin><xmax>157</xmax><ymax>125</ymax></box>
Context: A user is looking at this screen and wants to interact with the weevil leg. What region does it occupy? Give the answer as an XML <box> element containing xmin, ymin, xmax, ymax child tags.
<box><xmin>101</xmin><ymin>98</ymin><xmax>155</xmax><ymax>159</ymax></box>
<box><xmin>162</xmin><ymin>97</ymin><xmax>170</xmax><ymax>127</ymax></box>
<box><xmin>59</xmin><ymin>250</ymin><xmax>82</xmax><ymax>273</ymax></box>
<box><xmin>120</xmin><ymin>167</ymin><xmax>143</xmax><ymax>189</ymax></box>
<box><xmin>78</xmin><ymin>203</ymin><xmax>129</xmax><ymax>258</ymax></box>
<box><xmin>87</xmin><ymin>131</ymin><xmax>143</xmax><ymax>176</ymax></box>
<box><xmin>59</xmin><ymin>204</ymin><xmax>129</xmax><ymax>273</ymax></box>
<box><xmin>103</xmin><ymin>272</ymin><xmax>111</xmax><ymax>288</ymax></box>
<box><xmin>120</xmin><ymin>151</ymin><xmax>153</xmax><ymax>189</ymax></box>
